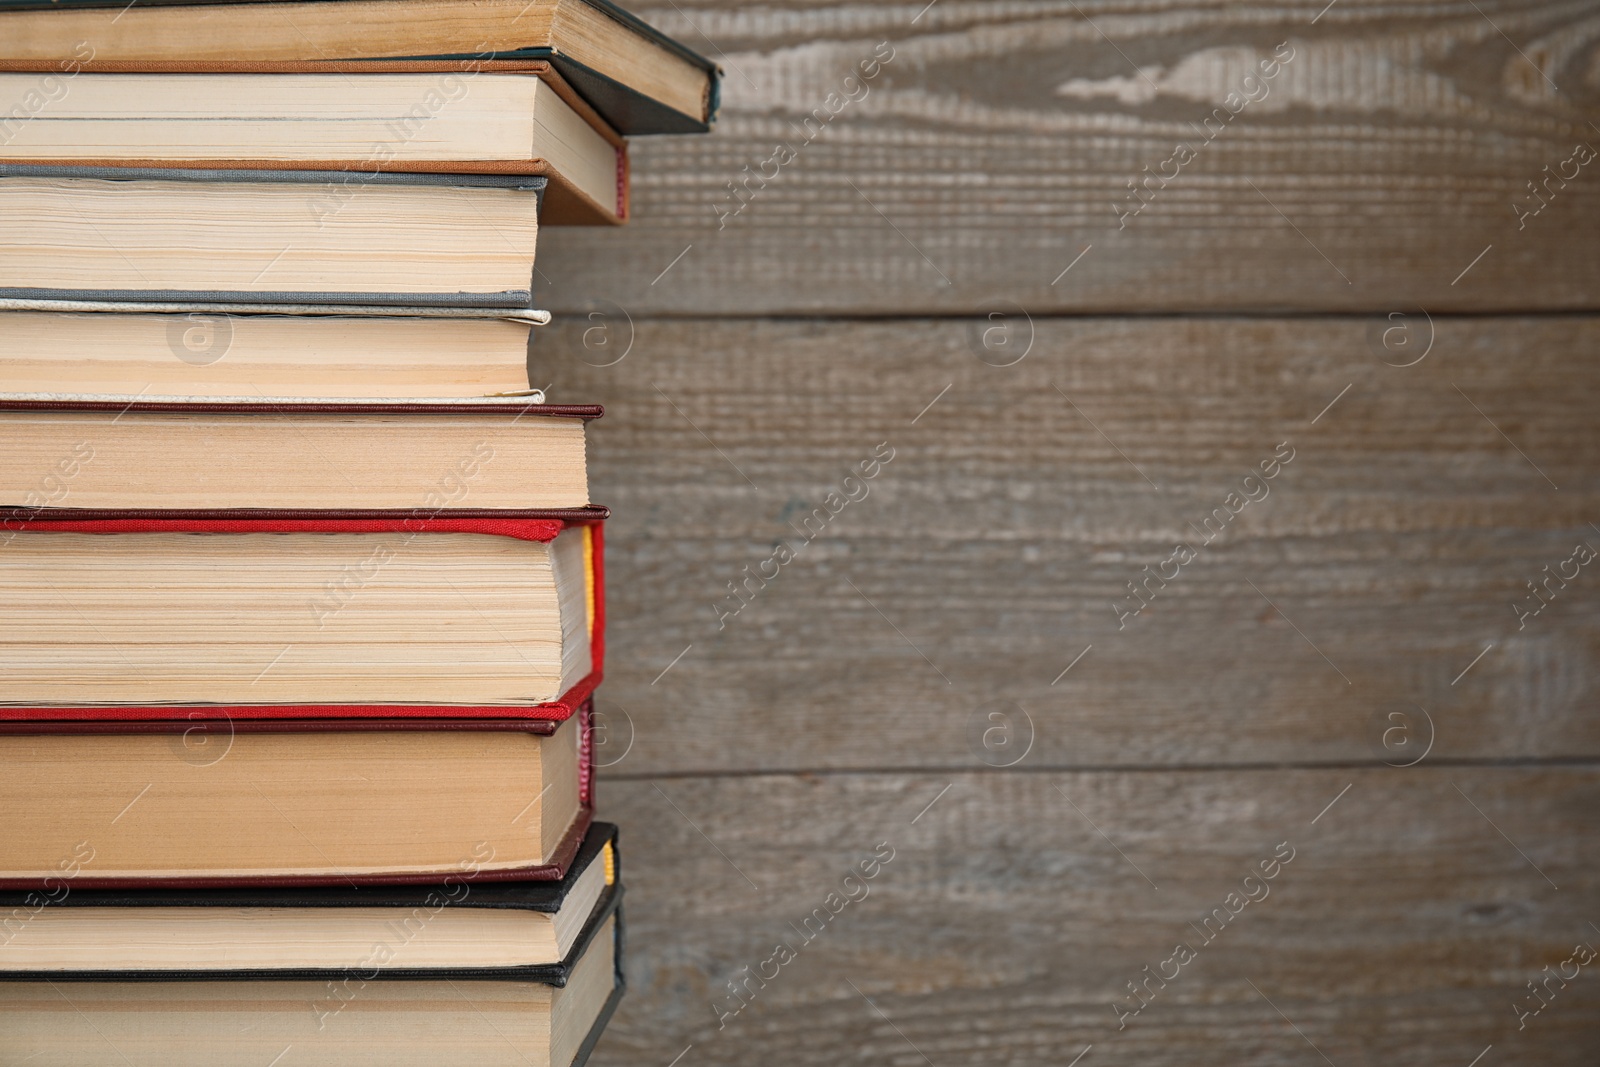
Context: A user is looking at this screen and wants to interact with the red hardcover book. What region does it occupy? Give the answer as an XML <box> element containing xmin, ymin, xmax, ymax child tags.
<box><xmin>0</xmin><ymin>514</ymin><xmax>605</xmax><ymax>888</ymax></box>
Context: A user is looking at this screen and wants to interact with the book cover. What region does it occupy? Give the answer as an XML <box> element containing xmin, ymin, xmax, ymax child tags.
<box><xmin>0</xmin><ymin>63</ymin><xmax>629</xmax><ymax>223</ymax></box>
<box><xmin>0</xmin><ymin>900</ymin><xmax>627</xmax><ymax>1066</ymax></box>
<box><xmin>0</xmin><ymin>700</ymin><xmax>598</xmax><ymax>888</ymax></box>
<box><xmin>0</xmin><ymin>0</ymin><xmax>719</xmax><ymax>134</ymax></box>
<box><xmin>0</xmin><ymin>165</ymin><xmax>547</xmax><ymax>307</ymax></box>
<box><xmin>0</xmin><ymin>511</ymin><xmax>607</xmax><ymax>723</ymax></box>
<box><xmin>0</xmin><ymin>823</ymin><xmax>621</xmax><ymax>979</ymax></box>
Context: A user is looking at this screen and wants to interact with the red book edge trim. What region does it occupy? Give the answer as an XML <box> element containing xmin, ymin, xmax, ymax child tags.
<box><xmin>0</xmin><ymin>516</ymin><xmax>567</xmax><ymax>542</ymax></box>
<box><xmin>0</xmin><ymin>698</ymin><xmax>596</xmax><ymax>737</ymax></box>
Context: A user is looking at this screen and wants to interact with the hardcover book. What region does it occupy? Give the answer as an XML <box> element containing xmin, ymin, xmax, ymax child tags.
<box><xmin>0</xmin><ymin>0</ymin><xmax>720</xmax><ymax>134</ymax></box>
<box><xmin>0</xmin><ymin>822</ymin><xmax>620</xmax><ymax>975</ymax></box>
<box><xmin>0</xmin><ymin>903</ymin><xmax>626</xmax><ymax>1067</ymax></box>
<box><xmin>0</xmin><ymin>64</ymin><xmax>628</xmax><ymax>224</ymax></box>
<box><xmin>0</xmin><ymin>308</ymin><xmax>543</xmax><ymax>401</ymax></box>
<box><xmin>0</xmin><ymin>399</ymin><xmax>599</xmax><ymax>509</ymax></box>
<box><xmin>0</xmin><ymin>166</ymin><xmax>545</xmax><ymax>307</ymax></box>
<box><xmin>0</xmin><ymin>514</ymin><xmax>605</xmax><ymax>711</ymax></box>
<box><xmin>0</xmin><ymin>703</ymin><xmax>598</xmax><ymax>888</ymax></box>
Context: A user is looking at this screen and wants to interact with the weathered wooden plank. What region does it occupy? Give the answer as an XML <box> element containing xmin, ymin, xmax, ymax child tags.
<box><xmin>538</xmin><ymin>314</ymin><xmax>1600</xmax><ymax>773</ymax></box>
<box><xmin>588</xmin><ymin>767</ymin><xmax>1600</xmax><ymax>1066</ymax></box>
<box><xmin>537</xmin><ymin>0</ymin><xmax>1600</xmax><ymax>315</ymax></box>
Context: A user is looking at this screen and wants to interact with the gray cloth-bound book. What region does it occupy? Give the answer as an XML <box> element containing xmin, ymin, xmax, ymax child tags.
<box><xmin>0</xmin><ymin>297</ymin><xmax>550</xmax><ymax>323</ymax></box>
<box><xmin>0</xmin><ymin>166</ymin><xmax>547</xmax><ymax>308</ymax></box>
<box><xmin>0</xmin><ymin>164</ymin><xmax>549</xmax><ymax>194</ymax></box>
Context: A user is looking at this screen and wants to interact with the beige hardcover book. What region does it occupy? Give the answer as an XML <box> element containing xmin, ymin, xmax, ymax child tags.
<box><xmin>0</xmin><ymin>67</ymin><xmax>627</xmax><ymax>224</ymax></box>
<box><xmin>0</xmin><ymin>401</ymin><xmax>595</xmax><ymax>510</ymax></box>
<box><xmin>0</xmin><ymin>831</ymin><xmax>615</xmax><ymax>970</ymax></box>
<box><xmin>0</xmin><ymin>720</ymin><xmax>587</xmax><ymax>883</ymax></box>
<box><xmin>0</xmin><ymin>311</ymin><xmax>536</xmax><ymax>399</ymax></box>
<box><xmin>0</xmin><ymin>168</ymin><xmax>542</xmax><ymax>303</ymax></box>
<box><xmin>0</xmin><ymin>524</ymin><xmax>596</xmax><ymax>707</ymax></box>
<box><xmin>0</xmin><ymin>915</ymin><xmax>623</xmax><ymax>1067</ymax></box>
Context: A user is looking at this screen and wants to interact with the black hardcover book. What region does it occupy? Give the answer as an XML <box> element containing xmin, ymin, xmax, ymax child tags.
<box><xmin>0</xmin><ymin>823</ymin><xmax>620</xmax><ymax>980</ymax></box>
<box><xmin>0</xmin><ymin>906</ymin><xmax>626</xmax><ymax>1066</ymax></box>
<box><xmin>0</xmin><ymin>0</ymin><xmax>720</xmax><ymax>134</ymax></box>
<box><xmin>0</xmin><ymin>827</ymin><xmax>626</xmax><ymax>1065</ymax></box>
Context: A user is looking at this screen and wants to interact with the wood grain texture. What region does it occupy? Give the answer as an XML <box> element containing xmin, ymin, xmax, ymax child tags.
<box><xmin>588</xmin><ymin>768</ymin><xmax>1600</xmax><ymax>1066</ymax></box>
<box><xmin>536</xmin><ymin>0</ymin><xmax>1600</xmax><ymax>315</ymax></box>
<box><xmin>537</xmin><ymin>315</ymin><xmax>1600</xmax><ymax>773</ymax></box>
<box><xmin>528</xmin><ymin>6</ymin><xmax>1600</xmax><ymax>1063</ymax></box>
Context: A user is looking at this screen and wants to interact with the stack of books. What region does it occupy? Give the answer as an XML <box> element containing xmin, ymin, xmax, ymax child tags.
<box><xmin>0</xmin><ymin>2</ymin><xmax>715</xmax><ymax>1063</ymax></box>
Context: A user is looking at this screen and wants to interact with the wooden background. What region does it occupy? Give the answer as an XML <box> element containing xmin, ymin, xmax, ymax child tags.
<box><xmin>534</xmin><ymin>2</ymin><xmax>1600</xmax><ymax>1063</ymax></box>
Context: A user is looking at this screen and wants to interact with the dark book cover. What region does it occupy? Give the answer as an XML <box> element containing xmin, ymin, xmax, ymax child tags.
<box><xmin>0</xmin><ymin>823</ymin><xmax>621</xmax><ymax>980</ymax></box>
<box><xmin>0</xmin><ymin>0</ymin><xmax>719</xmax><ymax>133</ymax></box>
